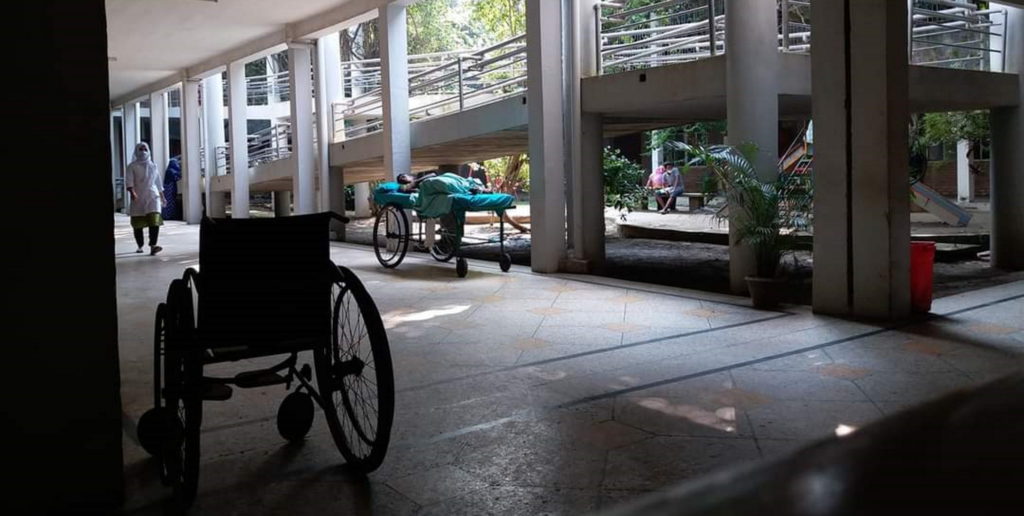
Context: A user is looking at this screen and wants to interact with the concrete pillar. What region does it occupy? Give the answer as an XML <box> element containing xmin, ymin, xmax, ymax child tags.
<box><xmin>725</xmin><ymin>0</ymin><xmax>780</xmax><ymax>293</ymax></box>
<box><xmin>123</xmin><ymin>102</ymin><xmax>139</xmax><ymax>162</ymax></box>
<box><xmin>527</xmin><ymin>0</ymin><xmax>569</xmax><ymax>273</ymax></box>
<box><xmin>149</xmin><ymin>91</ymin><xmax>168</xmax><ymax>176</ymax></box>
<box><xmin>203</xmin><ymin>74</ymin><xmax>227</xmax><ymax>217</ymax></box>
<box><xmin>289</xmin><ymin>43</ymin><xmax>317</xmax><ymax>215</ymax></box>
<box><xmin>182</xmin><ymin>79</ymin><xmax>204</xmax><ymax>224</ymax></box>
<box><xmin>989</xmin><ymin>5</ymin><xmax>1023</xmax><ymax>270</ymax></box>
<box><xmin>380</xmin><ymin>2</ymin><xmax>411</xmax><ymax>179</ymax></box>
<box><xmin>317</xmin><ymin>33</ymin><xmax>343</xmax><ymax>213</ymax></box>
<box><xmin>274</xmin><ymin>191</ymin><xmax>292</xmax><ymax>217</ymax></box>
<box><xmin>355</xmin><ymin>182</ymin><xmax>371</xmax><ymax>217</ymax></box>
<box><xmin>330</xmin><ymin>168</ymin><xmax>347</xmax><ymax>240</ymax></box>
<box><xmin>956</xmin><ymin>139</ymin><xmax>974</xmax><ymax>204</ymax></box>
<box><xmin>579</xmin><ymin>112</ymin><xmax>606</xmax><ymax>269</ymax></box>
<box><xmin>811</xmin><ymin>0</ymin><xmax>911</xmax><ymax>319</ymax></box>
<box><xmin>566</xmin><ymin>0</ymin><xmax>604</xmax><ymax>271</ymax></box>
<box><xmin>227</xmin><ymin>59</ymin><xmax>250</xmax><ymax>218</ymax></box>
<box><xmin>110</xmin><ymin>110</ymin><xmax>123</xmax><ymax>212</ymax></box>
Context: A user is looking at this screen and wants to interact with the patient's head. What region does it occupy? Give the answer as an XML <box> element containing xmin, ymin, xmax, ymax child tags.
<box><xmin>397</xmin><ymin>173</ymin><xmax>415</xmax><ymax>185</ymax></box>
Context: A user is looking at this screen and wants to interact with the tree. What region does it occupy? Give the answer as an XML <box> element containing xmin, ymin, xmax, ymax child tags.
<box><xmin>471</xmin><ymin>0</ymin><xmax>525</xmax><ymax>44</ymax></box>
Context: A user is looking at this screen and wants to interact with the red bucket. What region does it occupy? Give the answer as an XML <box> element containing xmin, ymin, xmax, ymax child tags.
<box><xmin>910</xmin><ymin>241</ymin><xmax>936</xmax><ymax>313</ymax></box>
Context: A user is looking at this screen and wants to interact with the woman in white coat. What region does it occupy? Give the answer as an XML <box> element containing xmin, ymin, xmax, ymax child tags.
<box><xmin>126</xmin><ymin>142</ymin><xmax>165</xmax><ymax>255</ymax></box>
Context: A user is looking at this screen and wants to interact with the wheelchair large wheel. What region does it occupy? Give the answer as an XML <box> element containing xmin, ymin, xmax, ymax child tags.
<box><xmin>162</xmin><ymin>279</ymin><xmax>203</xmax><ymax>507</ymax></box>
<box><xmin>429</xmin><ymin>217</ymin><xmax>458</xmax><ymax>263</ymax></box>
<box><xmin>373</xmin><ymin>204</ymin><xmax>410</xmax><ymax>268</ymax></box>
<box><xmin>316</xmin><ymin>266</ymin><xmax>395</xmax><ymax>473</ymax></box>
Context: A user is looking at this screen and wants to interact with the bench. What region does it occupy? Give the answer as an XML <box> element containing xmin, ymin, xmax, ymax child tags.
<box><xmin>680</xmin><ymin>193</ymin><xmax>710</xmax><ymax>211</ymax></box>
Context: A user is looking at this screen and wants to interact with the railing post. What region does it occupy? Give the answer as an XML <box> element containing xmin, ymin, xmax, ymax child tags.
<box><xmin>781</xmin><ymin>0</ymin><xmax>790</xmax><ymax>51</ymax></box>
<box><xmin>907</xmin><ymin>0</ymin><xmax>914</xmax><ymax>62</ymax></box>
<box><xmin>708</xmin><ymin>0</ymin><xmax>718</xmax><ymax>56</ymax></box>
<box><xmin>595</xmin><ymin>4</ymin><xmax>604</xmax><ymax>74</ymax></box>
<box><xmin>457</xmin><ymin>56</ymin><xmax>465</xmax><ymax>111</ymax></box>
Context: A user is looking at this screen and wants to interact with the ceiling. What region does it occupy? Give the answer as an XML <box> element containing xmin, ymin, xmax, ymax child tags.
<box><xmin>105</xmin><ymin>0</ymin><xmax>368</xmax><ymax>101</ymax></box>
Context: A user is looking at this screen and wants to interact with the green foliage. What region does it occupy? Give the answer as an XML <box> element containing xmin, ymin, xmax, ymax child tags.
<box><xmin>408</xmin><ymin>0</ymin><xmax>475</xmax><ymax>54</ymax></box>
<box><xmin>602</xmin><ymin>147</ymin><xmax>649</xmax><ymax>219</ymax></box>
<box><xmin>484</xmin><ymin>154</ymin><xmax>530</xmax><ymax>194</ymax></box>
<box><xmin>667</xmin><ymin>141</ymin><xmax>811</xmax><ymax>277</ymax></box>
<box><xmin>918</xmin><ymin>111</ymin><xmax>989</xmax><ymax>148</ymax></box>
<box><xmin>471</xmin><ymin>0</ymin><xmax>525</xmax><ymax>44</ymax></box>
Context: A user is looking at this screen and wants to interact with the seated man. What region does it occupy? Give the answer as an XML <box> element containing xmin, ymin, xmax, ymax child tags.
<box><xmin>659</xmin><ymin>162</ymin><xmax>684</xmax><ymax>214</ymax></box>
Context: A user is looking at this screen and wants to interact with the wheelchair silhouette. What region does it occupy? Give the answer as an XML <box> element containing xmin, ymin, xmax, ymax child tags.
<box><xmin>137</xmin><ymin>213</ymin><xmax>394</xmax><ymax>507</ymax></box>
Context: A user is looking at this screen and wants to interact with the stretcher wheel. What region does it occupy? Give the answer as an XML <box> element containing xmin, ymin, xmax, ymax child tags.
<box><xmin>499</xmin><ymin>253</ymin><xmax>512</xmax><ymax>272</ymax></box>
<box><xmin>317</xmin><ymin>266</ymin><xmax>395</xmax><ymax>473</ymax></box>
<box><xmin>373</xmin><ymin>205</ymin><xmax>410</xmax><ymax>268</ymax></box>
<box><xmin>277</xmin><ymin>391</ymin><xmax>314</xmax><ymax>443</ymax></box>
<box><xmin>456</xmin><ymin>257</ymin><xmax>468</xmax><ymax>278</ymax></box>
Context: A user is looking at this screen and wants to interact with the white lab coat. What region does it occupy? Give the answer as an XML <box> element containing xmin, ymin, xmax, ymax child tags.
<box><xmin>126</xmin><ymin>146</ymin><xmax>163</xmax><ymax>216</ymax></box>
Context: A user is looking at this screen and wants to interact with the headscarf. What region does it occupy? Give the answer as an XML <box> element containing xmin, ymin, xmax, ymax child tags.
<box><xmin>132</xmin><ymin>142</ymin><xmax>152</xmax><ymax>164</ymax></box>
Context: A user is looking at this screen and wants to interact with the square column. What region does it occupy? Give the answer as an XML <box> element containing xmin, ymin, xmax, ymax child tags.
<box><xmin>182</xmin><ymin>79</ymin><xmax>204</xmax><ymax>224</ymax></box>
<box><xmin>316</xmin><ymin>33</ymin><xmax>343</xmax><ymax>213</ymax></box>
<box><xmin>289</xmin><ymin>43</ymin><xmax>317</xmax><ymax>215</ymax></box>
<box><xmin>811</xmin><ymin>0</ymin><xmax>911</xmax><ymax>319</ymax></box>
<box><xmin>527</xmin><ymin>0</ymin><xmax>569</xmax><ymax>273</ymax></box>
<box><xmin>203</xmin><ymin>74</ymin><xmax>227</xmax><ymax>217</ymax></box>
<box><xmin>227</xmin><ymin>60</ymin><xmax>250</xmax><ymax>218</ymax></box>
<box><xmin>149</xmin><ymin>91</ymin><xmax>168</xmax><ymax>177</ymax></box>
<box><xmin>725</xmin><ymin>0</ymin><xmax>780</xmax><ymax>293</ymax></box>
<box><xmin>122</xmin><ymin>102</ymin><xmax>139</xmax><ymax>214</ymax></box>
<box><xmin>989</xmin><ymin>5</ymin><xmax>1023</xmax><ymax>270</ymax></box>
<box><xmin>380</xmin><ymin>2</ymin><xmax>411</xmax><ymax>180</ymax></box>
<box><xmin>956</xmin><ymin>140</ymin><xmax>974</xmax><ymax>204</ymax></box>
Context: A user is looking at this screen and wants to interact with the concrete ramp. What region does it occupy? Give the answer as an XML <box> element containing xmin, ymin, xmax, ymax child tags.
<box><xmin>911</xmin><ymin>181</ymin><xmax>972</xmax><ymax>227</ymax></box>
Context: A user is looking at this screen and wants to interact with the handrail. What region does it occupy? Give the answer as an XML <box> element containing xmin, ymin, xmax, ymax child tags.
<box><xmin>332</xmin><ymin>33</ymin><xmax>528</xmax><ymax>141</ymax></box>
<box><xmin>909</xmin><ymin>0</ymin><xmax>1006</xmax><ymax>72</ymax></box>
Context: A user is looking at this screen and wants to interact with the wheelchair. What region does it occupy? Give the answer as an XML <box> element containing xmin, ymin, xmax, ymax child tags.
<box><xmin>136</xmin><ymin>213</ymin><xmax>394</xmax><ymax>508</ymax></box>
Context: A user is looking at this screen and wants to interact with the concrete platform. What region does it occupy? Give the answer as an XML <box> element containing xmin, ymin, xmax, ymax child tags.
<box><xmin>115</xmin><ymin>215</ymin><xmax>1023</xmax><ymax>515</ymax></box>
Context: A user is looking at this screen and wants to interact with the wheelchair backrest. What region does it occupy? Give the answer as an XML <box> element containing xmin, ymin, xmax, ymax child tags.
<box><xmin>198</xmin><ymin>213</ymin><xmax>334</xmax><ymax>350</ymax></box>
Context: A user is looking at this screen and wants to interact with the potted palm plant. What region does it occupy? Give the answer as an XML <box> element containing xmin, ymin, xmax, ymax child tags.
<box><xmin>669</xmin><ymin>142</ymin><xmax>808</xmax><ymax>308</ymax></box>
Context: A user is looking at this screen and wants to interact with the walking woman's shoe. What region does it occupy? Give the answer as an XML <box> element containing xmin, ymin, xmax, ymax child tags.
<box><xmin>150</xmin><ymin>246</ymin><xmax>163</xmax><ymax>256</ymax></box>
<box><xmin>136</xmin><ymin>247</ymin><xmax>144</xmax><ymax>253</ymax></box>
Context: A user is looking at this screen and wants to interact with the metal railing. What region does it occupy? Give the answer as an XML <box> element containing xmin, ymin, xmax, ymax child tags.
<box><xmin>910</xmin><ymin>0</ymin><xmax>1007</xmax><ymax>72</ymax></box>
<box><xmin>779</xmin><ymin>0</ymin><xmax>812</xmax><ymax>53</ymax></box>
<box><xmin>598</xmin><ymin>0</ymin><xmax>724</xmax><ymax>75</ymax></box>
<box><xmin>247</xmin><ymin>122</ymin><xmax>293</xmax><ymax>166</ymax></box>
<box><xmin>332</xmin><ymin>34</ymin><xmax>528</xmax><ymax>141</ymax></box>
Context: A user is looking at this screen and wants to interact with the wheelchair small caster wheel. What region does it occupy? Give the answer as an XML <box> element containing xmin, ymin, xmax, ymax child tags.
<box><xmin>277</xmin><ymin>391</ymin><xmax>315</xmax><ymax>443</ymax></box>
<box><xmin>499</xmin><ymin>253</ymin><xmax>512</xmax><ymax>272</ymax></box>
<box><xmin>456</xmin><ymin>257</ymin><xmax>468</xmax><ymax>278</ymax></box>
<box><xmin>138</xmin><ymin>407</ymin><xmax>184</xmax><ymax>457</ymax></box>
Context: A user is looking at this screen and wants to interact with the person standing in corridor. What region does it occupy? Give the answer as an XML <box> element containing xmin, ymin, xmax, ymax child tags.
<box><xmin>126</xmin><ymin>142</ymin><xmax>165</xmax><ymax>255</ymax></box>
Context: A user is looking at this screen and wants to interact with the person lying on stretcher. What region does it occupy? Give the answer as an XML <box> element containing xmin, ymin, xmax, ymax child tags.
<box><xmin>397</xmin><ymin>172</ymin><xmax>491</xmax><ymax>194</ymax></box>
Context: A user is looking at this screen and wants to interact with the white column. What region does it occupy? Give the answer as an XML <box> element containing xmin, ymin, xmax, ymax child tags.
<box><xmin>725</xmin><ymin>0</ymin><xmax>780</xmax><ymax>293</ymax></box>
<box><xmin>227</xmin><ymin>60</ymin><xmax>250</xmax><ymax>218</ymax></box>
<box><xmin>380</xmin><ymin>2</ymin><xmax>411</xmax><ymax>180</ymax></box>
<box><xmin>527</xmin><ymin>0</ymin><xmax>569</xmax><ymax>272</ymax></box>
<box><xmin>355</xmin><ymin>182</ymin><xmax>371</xmax><ymax>217</ymax></box>
<box><xmin>203</xmin><ymin>74</ymin><xmax>227</xmax><ymax>217</ymax></box>
<box><xmin>811</xmin><ymin>0</ymin><xmax>911</xmax><ymax>319</ymax></box>
<box><xmin>123</xmin><ymin>101</ymin><xmax>138</xmax><ymax>166</ymax></box>
<box><xmin>956</xmin><ymin>139</ymin><xmax>973</xmax><ymax>204</ymax></box>
<box><xmin>122</xmin><ymin>102</ymin><xmax>139</xmax><ymax>214</ymax></box>
<box><xmin>274</xmin><ymin>191</ymin><xmax>292</xmax><ymax>217</ymax></box>
<box><xmin>149</xmin><ymin>92</ymin><xmax>168</xmax><ymax>176</ymax></box>
<box><xmin>289</xmin><ymin>43</ymin><xmax>317</xmax><ymax>214</ymax></box>
<box><xmin>110</xmin><ymin>109</ymin><xmax>124</xmax><ymax>212</ymax></box>
<box><xmin>989</xmin><ymin>5</ymin><xmax>1023</xmax><ymax>270</ymax></box>
<box><xmin>182</xmin><ymin>79</ymin><xmax>204</xmax><ymax>224</ymax></box>
<box><xmin>317</xmin><ymin>33</ymin><xmax>343</xmax><ymax>213</ymax></box>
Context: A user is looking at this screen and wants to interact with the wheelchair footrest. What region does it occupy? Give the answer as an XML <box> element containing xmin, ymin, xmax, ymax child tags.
<box><xmin>234</xmin><ymin>370</ymin><xmax>288</xmax><ymax>389</ymax></box>
<box><xmin>203</xmin><ymin>381</ymin><xmax>233</xmax><ymax>401</ymax></box>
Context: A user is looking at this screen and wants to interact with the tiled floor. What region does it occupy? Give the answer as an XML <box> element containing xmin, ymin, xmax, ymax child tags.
<box><xmin>116</xmin><ymin>217</ymin><xmax>1024</xmax><ymax>515</ymax></box>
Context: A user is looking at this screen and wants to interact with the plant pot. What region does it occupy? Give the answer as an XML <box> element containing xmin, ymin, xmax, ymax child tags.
<box><xmin>745</xmin><ymin>276</ymin><xmax>785</xmax><ymax>310</ymax></box>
